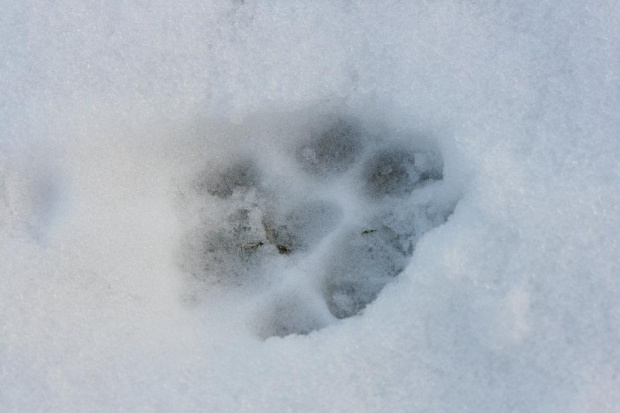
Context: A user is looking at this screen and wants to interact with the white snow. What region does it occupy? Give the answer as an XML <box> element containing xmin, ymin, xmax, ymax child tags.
<box><xmin>1</xmin><ymin>0</ymin><xmax>619</xmax><ymax>411</ymax></box>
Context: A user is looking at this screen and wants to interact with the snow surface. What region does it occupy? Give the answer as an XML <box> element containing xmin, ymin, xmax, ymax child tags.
<box><xmin>1</xmin><ymin>0</ymin><xmax>620</xmax><ymax>411</ymax></box>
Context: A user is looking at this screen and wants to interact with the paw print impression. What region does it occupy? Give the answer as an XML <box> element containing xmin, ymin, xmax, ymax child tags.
<box><xmin>182</xmin><ymin>115</ymin><xmax>456</xmax><ymax>339</ymax></box>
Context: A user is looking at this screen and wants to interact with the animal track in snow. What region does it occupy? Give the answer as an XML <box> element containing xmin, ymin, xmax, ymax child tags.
<box><xmin>181</xmin><ymin>115</ymin><xmax>455</xmax><ymax>338</ymax></box>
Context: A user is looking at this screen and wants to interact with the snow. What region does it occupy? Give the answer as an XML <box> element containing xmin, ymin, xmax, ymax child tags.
<box><xmin>1</xmin><ymin>0</ymin><xmax>620</xmax><ymax>411</ymax></box>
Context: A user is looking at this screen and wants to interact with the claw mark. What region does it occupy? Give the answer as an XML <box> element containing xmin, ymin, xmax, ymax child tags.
<box><xmin>240</xmin><ymin>241</ymin><xmax>264</xmax><ymax>250</ymax></box>
<box><xmin>277</xmin><ymin>244</ymin><xmax>291</xmax><ymax>254</ymax></box>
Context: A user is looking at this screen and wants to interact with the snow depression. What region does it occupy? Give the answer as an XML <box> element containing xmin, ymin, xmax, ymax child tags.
<box><xmin>1</xmin><ymin>0</ymin><xmax>619</xmax><ymax>411</ymax></box>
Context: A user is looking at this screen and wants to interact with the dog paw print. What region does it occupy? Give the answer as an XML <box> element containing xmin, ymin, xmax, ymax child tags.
<box><xmin>183</xmin><ymin>116</ymin><xmax>455</xmax><ymax>338</ymax></box>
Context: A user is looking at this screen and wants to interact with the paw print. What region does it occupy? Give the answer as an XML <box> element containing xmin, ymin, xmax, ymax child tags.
<box><xmin>183</xmin><ymin>116</ymin><xmax>454</xmax><ymax>338</ymax></box>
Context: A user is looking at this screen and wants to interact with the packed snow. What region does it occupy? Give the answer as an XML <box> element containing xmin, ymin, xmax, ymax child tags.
<box><xmin>1</xmin><ymin>0</ymin><xmax>619</xmax><ymax>411</ymax></box>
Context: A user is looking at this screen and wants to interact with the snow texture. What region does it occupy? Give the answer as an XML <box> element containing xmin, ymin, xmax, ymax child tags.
<box><xmin>1</xmin><ymin>0</ymin><xmax>620</xmax><ymax>412</ymax></box>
